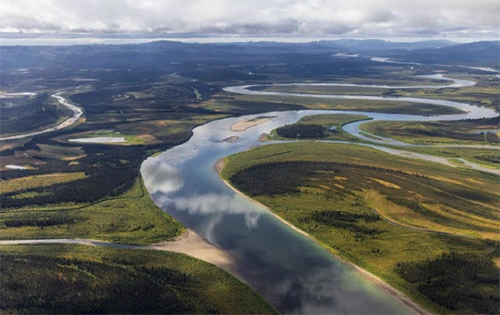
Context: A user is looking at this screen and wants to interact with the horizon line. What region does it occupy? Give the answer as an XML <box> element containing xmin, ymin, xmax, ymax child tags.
<box><xmin>1</xmin><ymin>34</ymin><xmax>498</xmax><ymax>46</ymax></box>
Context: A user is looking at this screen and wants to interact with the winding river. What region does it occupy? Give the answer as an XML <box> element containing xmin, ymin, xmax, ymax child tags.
<box><xmin>2</xmin><ymin>74</ymin><xmax>497</xmax><ymax>313</ymax></box>
<box><xmin>141</xmin><ymin>75</ymin><xmax>498</xmax><ymax>314</ymax></box>
<box><xmin>0</xmin><ymin>92</ymin><xmax>83</xmax><ymax>141</ymax></box>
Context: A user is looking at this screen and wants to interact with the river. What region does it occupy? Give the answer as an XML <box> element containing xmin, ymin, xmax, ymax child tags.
<box><xmin>0</xmin><ymin>92</ymin><xmax>83</xmax><ymax>141</ymax></box>
<box><xmin>2</xmin><ymin>75</ymin><xmax>496</xmax><ymax>313</ymax></box>
<box><xmin>141</xmin><ymin>75</ymin><xmax>498</xmax><ymax>313</ymax></box>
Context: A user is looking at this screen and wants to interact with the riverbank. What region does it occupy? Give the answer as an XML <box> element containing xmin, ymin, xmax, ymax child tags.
<box><xmin>230</xmin><ymin>116</ymin><xmax>276</xmax><ymax>132</ymax></box>
<box><xmin>216</xmin><ymin>157</ymin><xmax>430</xmax><ymax>315</ymax></box>
<box><xmin>0</xmin><ymin>92</ymin><xmax>83</xmax><ymax>141</ymax></box>
<box><xmin>0</xmin><ymin>228</ymin><xmax>243</xmax><ymax>283</ymax></box>
<box><xmin>139</xmin><ymin>74</ymin><xmax>498</xmax><ymax>313</ymax></box>
<box><xmin>0</xmin><ymin>240</ymin><xmax>276</xmax><ymax>314</ymax></box>
<box><xmin>147</xmin><ymin>229</ymin><xmax>242</xmax><ymax>280</ymax></box>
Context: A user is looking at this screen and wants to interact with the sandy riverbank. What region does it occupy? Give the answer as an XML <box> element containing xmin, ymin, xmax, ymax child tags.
<box><xmin>258</xmin><ymin>133</ymin><xmax>269</xmax><ymax>142</ymax></box>
<box><xmin>215</xmin><ymin>157</ymin><xmax>430</xmax><ymax>315</ymax></box>
<box><xmin>69</xmin><ymin>137</ymin><xmax>127</xmax><ymax>143</ymax></box>
<box><xmin>0</xmin><ymin>93</ymin><xmax>83</xmax><ymax>141</ymax></box>
<box><xmin>230</xmin><ymin>116</ymin><xmax>276</xmax><ymax>132</ymax></box>
<box><xmin>147</xmin><ymin>229</ymin><xmax>241</xmax><ymax>279</ymax></box>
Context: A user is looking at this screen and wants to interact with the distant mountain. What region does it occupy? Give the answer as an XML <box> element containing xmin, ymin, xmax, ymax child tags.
<box><xmin>404</xmin><ymin>40</ymin><xmax>458</xmax><ymax>49</ymax></box>
<box><xmin>0</xmin><ymin>39</ymin><xmax>497</xmax><ymax>70</ymax></box>
<box><xmin>321</xmin><ymin>39</ymin><xmax>456</xmax><ymax>51</ymax></box>
<box><xmin>384</xmin><ymin>41</ymin><xmax>500</xmax><ymax>68</ymax></box>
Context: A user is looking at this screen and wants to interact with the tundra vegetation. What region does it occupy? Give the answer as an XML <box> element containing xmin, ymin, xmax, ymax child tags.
<box><xmin>222</xmin><ymin>142</ymin><xmax>500</xmax><ymax>314</ymax></box>
<box><xmin>0</xmin><ymin>244</ymin><xmax>277</xmax><ymax>314</ymax></box>
<box><xmin>360</xmin><ymin>117</ymin><xmax>500</xmax><ymax>145</ymax></box>
<box><xmin>1</xmin><ymin>40</ymin><xmax>499</xmax><ymax>313</ymax></box>
<box><xmin>271</xmin><ymin>114</ymin><xmax>369</xmax><ymax>141</ymax></box>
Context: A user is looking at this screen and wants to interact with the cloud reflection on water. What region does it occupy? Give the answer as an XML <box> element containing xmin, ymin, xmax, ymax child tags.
<box><xmin>141</xmin><ymin>158</ymin><xmax>184</xmax><ymax>195</ymax></box>
<box><xmin>172</xmin><ymin>193</ymin><xmax>262</xmax><ymax>229</ymax></box>
<box><xmin>138</xmin><ymin>76</ymin><xmax>498</xmax><ymax>313</ymax></box>
<box><xmin>272</xmin><ymin>264</ymin><xmax>402</xmax><ymax>314</ymax></box>
<box><xmin>142</xmin><ymin>152</ymin><xmax>262</xmax><ymax>233</ymax></box>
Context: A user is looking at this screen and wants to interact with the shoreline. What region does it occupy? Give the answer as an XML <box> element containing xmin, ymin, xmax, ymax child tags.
<box><xmin>230</xmin><ymin>116</ymin><xmax>276</xmax><ymax>132</ymax></box>
<box><xmin>0</xmin><ymin>228</ymin><xmax>244</xmax><ymax>285</ymax></box>
<box><xmin>0</xmin><ymin>93</ymin><xmax>83</xmax><ymax>141</ymax></box>
<box><xmin>215</xmin><ymin>157</ymin><xmax>430</xmax><ymax>315</ymax></box>
<box><xmin>147</xmin><ymin>229</ymin><xmax>243</xmax><ymax>281</ymax></box>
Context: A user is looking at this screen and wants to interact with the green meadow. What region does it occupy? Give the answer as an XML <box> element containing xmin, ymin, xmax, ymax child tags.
<box><xmin>222</xmin><ymin>142</ymin><xmax>500</xmax><ymax>314</ymax></box>
<box><xmin>0</xmin><ymin>177</ymin><xmax>184</xmax><ymax>245</ymax></box>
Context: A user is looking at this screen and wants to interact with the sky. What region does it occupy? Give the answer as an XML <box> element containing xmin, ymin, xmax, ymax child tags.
<box><xmin>1</xmin><ymin>0</ymin><xmax>499</xmax><ymax>42</ymax></box>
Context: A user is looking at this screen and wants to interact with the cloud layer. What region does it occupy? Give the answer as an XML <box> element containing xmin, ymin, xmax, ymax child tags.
<box><xmin>2</xmin><ymin>0</ymin><xmax>499</xmax><ymax>39</ymax></box>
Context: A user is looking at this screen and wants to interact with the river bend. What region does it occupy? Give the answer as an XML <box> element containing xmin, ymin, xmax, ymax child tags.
<box><xmin>141</xmin><ymin>75</ymin><xmax>498</xmax><ymax>313</ymax></box>
<box><xmin>0</xmin><ymin>92</ymin><xmax>83</xmax><ymax>141</ymax></box>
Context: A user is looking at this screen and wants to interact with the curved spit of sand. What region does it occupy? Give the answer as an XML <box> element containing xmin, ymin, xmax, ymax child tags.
<box><xmin>230</xmin><ymin>116</ymin><xmax>277</xmax><ymax>132</ymax></box>
<box><xmin>0</xmin><ymin>229</ymin><xmax>243</xmax><ymax>282</ymax></box>
<box><xmin>3</xmin><ymin>72</ymin><xmax>498</xmax><ymax>314</ymax></box>
<box><xmin>68</xmin><ymin>137</ymin><xmax>126</xmax><ymax>143</ymax></box>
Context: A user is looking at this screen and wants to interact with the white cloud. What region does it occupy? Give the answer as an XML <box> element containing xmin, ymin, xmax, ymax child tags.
<box><xmin>1</xmin><ymin>0</ymin><xmax>498</xmax><ymax>39</ymax></box>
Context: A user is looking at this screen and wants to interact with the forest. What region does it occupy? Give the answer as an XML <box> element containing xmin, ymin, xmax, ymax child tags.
<box><xmin>0</xmin><ymin>142</ymin><xmax>147</xmax><ymax>208</ymax></box>
<box><xmin>276</xmin><ymin>124</ymin><xmax>326</xmax><ymax>138</ymax></box>
<box><xmin>1</xmin><ymin>39</ymin><xmax>499</xmax><ymax>314</ymax></box>
<box><xmin>299</xmin><ymin>210</ymin><xmax>382</xmax><ymax>240</ymax></box>
<box><xmin>222</xmin><ymin>141</ymin><xmax>500</xmax><ymax>313</ymax></box>
<box><xmin>396</xmin><ymin>252</ymin><xmax>500</xmax><ymax>314</ymax></box>
<box><xmin>1</xmin><ymin>93</ymin><xmax>71</xmax><ymax>135</ymax></box>
<box><xmin>0</xmin><ymin>245</ymin><xmax>276</xmax><ymax>314</ymax></box>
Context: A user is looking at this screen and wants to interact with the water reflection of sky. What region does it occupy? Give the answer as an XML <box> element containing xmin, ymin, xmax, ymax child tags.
<box><xmin>141</xmin><ymin>78</ymin><xmax>498</xmax><ymax>313</ymax></box>
<box><xmin>141</xmin><ymin>111</ymin><xmax>413</xmax><ymax>313</ymax></box>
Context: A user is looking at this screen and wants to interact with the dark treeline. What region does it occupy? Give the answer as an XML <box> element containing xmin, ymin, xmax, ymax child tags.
<box><xmin>0</xmin><ymin>255</ymin><xmax>200</xmax><ymax>314</ymax></box>
<box><xmin>230</xmin><ymin>161</ymin><xmax>306</xmax><ymax>196</ymax></box>
<box><xmin>396</xmin><ymin>252</ymin><xmax>500</xmax><ymax>314</ymax></box>
<box><xmin>276</xmin><ymin>124</ymin><xmax>326</xmax><ymax>138</ymax></box>
<box><xmin>299</xmin><ymin>210</ymin><xmax>382</xmax><ymax>239</ymax></box>
<box><xmin>1</xmin><ymin>93</ymin><xmax>71</xmax><ymax>135</ymax></box>
<box><xmin>0</xmin><ymin>169</ymin><xmax>136</xmax><ymax>208</ymax></box>
<box><xmin>1</xmin><ymin>94</ymin><xmax>48</xmax><ymax>118</ymax></box>
<box><xmin>68</xmin><ymin>81</ymin><xmax>217</xmax><ymax>119</ymax></box>
<box><xmin>0</xmin><ymin>143</ymin><xmax>154</xmax><ymax>208</ymax></box>
<box><xmin>229</xmin><ymin>160</ymin><xmax>422</xmax><ymax>197</ymax></box>
<box><xmin>310</xmin><ymin>210</ymin><xmax>380</xmax><ymax>223</ymax></box>
<box><xmin>475</xmin><ymin>154</ymin><xmax>500</xmax><ymax>164</ymax></box>
<box><xmin>3</xmin><ymin>212</ymin><xmax>78</xmax><ymax>228</ymax></box>
<box><xmin>409</xmin><ymin>128</ymin><xmax>499</xmax><ymax>143</ymax></box>
<box><xmin>219</xmin><ymin>99</ymin><xmax>305</xmax><ymax>115</ymax></box>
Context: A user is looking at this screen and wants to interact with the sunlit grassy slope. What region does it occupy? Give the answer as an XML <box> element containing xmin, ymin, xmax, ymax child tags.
<box><xmin>0</xmin><ymin>177</ymin><xmax>185</xmax><ymax>245</ymax></box>
<box><xmin>222</xmin><ymin>142</ymin><xmax>500</xmax><ymax>314</ymax></box>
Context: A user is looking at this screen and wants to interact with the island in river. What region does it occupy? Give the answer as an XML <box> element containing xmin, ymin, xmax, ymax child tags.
<box><xmin>1</xmin><ymin>39</ymin><xmax>498</xmax><ymax>314</ymax></box>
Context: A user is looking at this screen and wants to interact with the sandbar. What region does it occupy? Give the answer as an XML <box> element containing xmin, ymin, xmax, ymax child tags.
<box><xmin>5</xmin><ymin>164</ymin><xmax>28</xmax><ymax>170</ymax></box>
<box><xmin>258</xmin><ymin>133</ymin><xmax>269</xmax><ymax>142</ymax></box>
<box><xmin>0</xmin><ymin>229</ymin><xmax>242</xmax><ymax>284</ymax></box>
<box><xmin>222</xmin><ymin>136</ymin><xmax>239</xmax><ymax>143</ymax></box>
<box><xmin>230</xmin><ymin>116</ymin><xmax>276</xmax><ymax>132</ymax></box>
<box><xmin>69</xmin><ymin>137</ymin><xmax>126</xmax><ymax>143</ymax></box>
<box><xmin>148</xmin><ymin>229</ymin><xmax>241</xmax><ymax>279</ymax></box>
